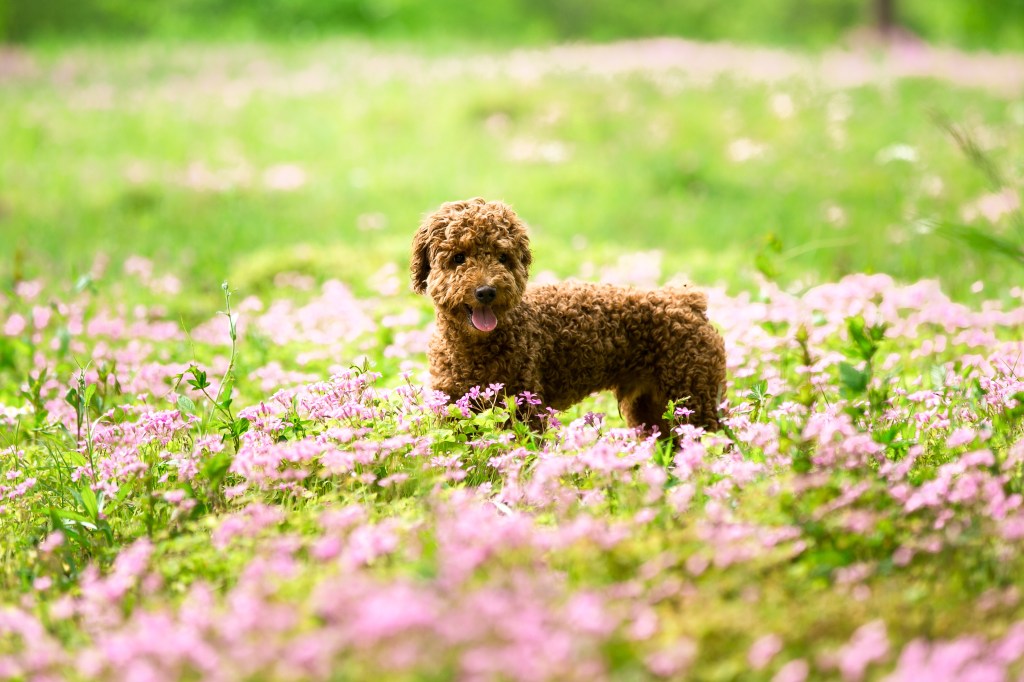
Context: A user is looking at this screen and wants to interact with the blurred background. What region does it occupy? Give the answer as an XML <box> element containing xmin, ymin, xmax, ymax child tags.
<box><xmin>1</xmin><ymin>0</ymin><xmax>1022</xmax><ymax>316</ymax></box>
<box><xmin>2</xmin><ymin>0</ymin><xmax>1022</xmax><ymax>48</ymax></box>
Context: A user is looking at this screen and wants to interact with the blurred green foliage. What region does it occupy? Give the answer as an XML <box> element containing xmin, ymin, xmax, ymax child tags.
<box><xmin>0</xmin><ymin>0</ymin><xmax>1022</xmax><ymax>50</ymax></box>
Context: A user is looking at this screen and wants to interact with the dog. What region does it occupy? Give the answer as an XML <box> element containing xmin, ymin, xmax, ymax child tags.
<box><xmin>411</xmin><ymin>198</ymin><xmax>726</xmax><ymax>434</ymax></box>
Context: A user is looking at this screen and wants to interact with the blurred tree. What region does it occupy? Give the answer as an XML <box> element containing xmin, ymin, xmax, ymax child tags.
<box><xmin>875</xmin><ymin>0</ymin><xmax>896</xmax><ymax>34</ymax></box>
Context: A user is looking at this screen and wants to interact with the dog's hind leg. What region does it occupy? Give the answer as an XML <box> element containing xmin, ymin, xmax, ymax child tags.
<box><xmin>657</xmin><ymin>364</ymin><xmax>723</xmax><ymax>432</ymax></box>
<box><xmin>617</xmin><ymin>385</ymin><xmax>670</xmax><ymax>436</ymax></box>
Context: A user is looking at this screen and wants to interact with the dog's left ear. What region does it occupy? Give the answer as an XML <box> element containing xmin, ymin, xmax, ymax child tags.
<box><xmin>410</xmin><ymin>221</ymin><xmax>432</xmax><ymax>294</ymax></box>
<box><xmin>516</xmin><ymin>227</ymin><xmax>532</xmax><ymax>272</ymax></box>
<box><xmin>519</xmin><ymin>236</ymin><xmax>533</xmax><ymax>270</ymax></box>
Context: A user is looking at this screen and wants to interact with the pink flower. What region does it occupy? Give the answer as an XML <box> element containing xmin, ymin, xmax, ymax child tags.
<box><xmin>946</xmin><ymin>427</ymin><xmax>976</xmax><ymax>449</ymax></box>
<box><xmin>3</xmin><ymin>314</ymin><xmax>26</xmax><ymax>336</ymax></box>
<box><xmin>262</xmin><ymin>163</ymin><xmax>307</xmax><ymax>192</ymax></box>
<box><xmin>646</xmin><ymin>638</ymin><xmax>697</xmax><ymax>677</ymax></box>
<box><xmin>32</xmin><ymin>306</ymin><xmax>51</xmax><ymax>330</ymax></box>
<box><xmin>772</xmin><ymin>659</ymin><xmax>809</xmax><ymax>682</ymax></box>
<box><xmin>39</xmin><ymin>532</ymin><xmax>65</xmax><ymax>555</ymax></box>
<box><xmin>378</xmin><ymin>473</ymin><xmax>410</xmax><ymax>487</ymax></box>
<box><xmin>14</xmin><ymin>279</ymin><xmax>43</xmax><ymax>299</ymax></box>
<box><xmin>211</xmin><ymin>504</ymin><xmax>285</xmax><ymax>550</ymax></box>
<box><xmin>749</xmin><ymin>634</ymin><xmax>784</xmax><ymax>670</ymax></box>
<box><xmin>838</xmin><ymin>620</ymin><xmax>889</xmax><ymax>681</ymax></box>
<box><xmin>892</xmin><ymin>546</ymin><xmax>914</xmax><ymax>566</ymax></box>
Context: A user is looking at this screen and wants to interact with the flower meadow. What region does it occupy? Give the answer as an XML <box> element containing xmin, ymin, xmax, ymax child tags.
<box><xmin>1</xmin><ymin>254</ymin><xmax>1023</xmax><ymax>682</ymax></box>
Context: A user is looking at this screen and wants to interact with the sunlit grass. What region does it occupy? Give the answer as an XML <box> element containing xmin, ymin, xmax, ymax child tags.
<box><xmin>2</xmin><ymin>40</ymin><xmax>1022</xmax><ymax>303</ymax></box>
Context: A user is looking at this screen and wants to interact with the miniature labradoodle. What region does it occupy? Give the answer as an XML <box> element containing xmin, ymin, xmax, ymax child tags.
<box><xmin>411</xmin><ymin>198</ymin><xmax>726</xmax><ymax>434</ymax></box>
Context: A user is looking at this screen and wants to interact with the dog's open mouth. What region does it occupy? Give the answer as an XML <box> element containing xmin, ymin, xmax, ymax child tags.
<box><xmin>464</xmin><ymin>304</ymin><xmax>498</xmax><ymax>332</ymax></box>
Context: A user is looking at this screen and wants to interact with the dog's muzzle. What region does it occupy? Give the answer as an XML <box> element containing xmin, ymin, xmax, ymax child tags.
<box><xmin>467</xmin><ymin>286</ymin><xmax>498</xmax><ymax>332</ymax></box>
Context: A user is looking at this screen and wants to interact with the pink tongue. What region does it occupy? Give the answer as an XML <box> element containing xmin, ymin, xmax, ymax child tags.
<box><xmin>471</xmin><ymin>306</ymin><xmax>497</xmax><ymax>332</ymax></box>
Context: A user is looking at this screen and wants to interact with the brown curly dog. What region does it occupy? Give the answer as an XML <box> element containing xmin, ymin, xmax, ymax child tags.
<box><xmin>411</xmin><ymin>197</ymin><xmax>726</xmax><ymax>434</ymax></box>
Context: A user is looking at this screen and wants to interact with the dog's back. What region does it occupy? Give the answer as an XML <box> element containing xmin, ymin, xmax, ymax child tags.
<box><xmin>522</xmin><ymin>282</ymin><xmax>723</xmax><ymax>428</ymax></box>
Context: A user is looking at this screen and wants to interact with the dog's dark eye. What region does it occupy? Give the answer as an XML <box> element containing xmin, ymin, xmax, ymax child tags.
<box><xmin>498</xmin><ymin>254</ymin><xmax>509</xmax><ymax>264</ymax></box>
<box><xmin>453</xmin><ymin>253</ymin><xmax>466</xmax><ymax>265</ymax></box>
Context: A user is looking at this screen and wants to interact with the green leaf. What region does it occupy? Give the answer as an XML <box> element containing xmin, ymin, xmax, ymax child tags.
<box><xmin>220</xmin><ymin>417</ymin><xmax>250</xmax><ymax>440</ymax></box>
<box><xmin>56</xmin><ymin>326</ymin><xmax>72</xmax><ymax>356</ymax></box>
<box><xmin>77</xmin><ymin>484</ymin><xmax>100</xmax><ymax>521</ymax></box>
<box><xmin>187</xmin><ymin>368</ymin><xmax>210</xmax><ymax>390</ymax></box>
<box><xmin>472</xmin><ymin>410</ymin><xmax>496</xmax><ymax>427</ymax></box>
<box><xmin>201</xmin><ymin>451</ymin><xmax>234</xmax><ymax>488</ymax></box>
<box><xmin>114</xmin><ymin>484</ymin><xmax>134</xmax><ymax>506</ymax></box>
<box><xmin>176</xmin><ymin>394</ymin><xmax>197</xmax><ymax>415</ymax></box>
<box><xmin>48</xmin><ymin>507</ymin><xmax>93</xmax><ymax>525</ymax></box>
<box><xmin>872</xmin><ymin>424</ymin><xmax>902</xmax><ymax>446</ymax></box>
<box><xmin>749</xmin><ymin>379</ymin><xmax>770</xmax><ymax>402</ymax></box>
<box><xmin>937</xmin><ymin>222</ymin><xmax>1024</xmax><ymax>266</ymax></box>
<box><xmin>838</xmin><ymin>362</ymin><xmax>869</xmax><ymax>395</ymax></box>
<box><xmin>218</xmin><ymin>375</ymin><xmax>235</xmax><ymax>404</ymax></box>
<box><xmin>847</xmin><ymin>316</ymin><xmax>878</xmax><ymax>361</ymax></box>
<box><xmin>754</xmin><ymin>233</ymin><xmax>784</xmax><ymax>280</ymax></box>
<box><xmin>74</xmin><ymin>274</ymin><xmax>95</xmax><ymax>293</ymax></box>
<box><xmin>83</xmin><ymin>383</ymin><xmax>98</xmax><ymax>408</ymax></box>
<box><xmin>754</xmin><ymin>253</ymin><xmax>777</xmax><ymax>280</ymax></box>
<box><xmin>64</xmin><ymin>448</ymin><xmax>88</xmax><ymax>467</ymax></box>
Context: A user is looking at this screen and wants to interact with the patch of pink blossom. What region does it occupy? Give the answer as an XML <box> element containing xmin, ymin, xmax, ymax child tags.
<box><xmin>885</xmin><ymin>625</ymin><xmax>1024</xmax><ymax>682</ymax></box>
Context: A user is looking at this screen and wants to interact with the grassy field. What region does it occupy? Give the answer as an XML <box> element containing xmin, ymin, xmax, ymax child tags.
<box><xmin>2</xmin><ymin>38</ymin><xmax>1024</xmax><ymax>680</ymax></box>
<box><xmin>3</xmin><ymin>41</ymin><xmax>1023</xmax><ymax>310</ymax></box>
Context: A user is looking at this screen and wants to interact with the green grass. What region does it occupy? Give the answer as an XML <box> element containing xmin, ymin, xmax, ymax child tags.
<box><xmin>2</xmin><ymin>40</ymin><xmax>1022</xmax><ymax>307</ymax></box>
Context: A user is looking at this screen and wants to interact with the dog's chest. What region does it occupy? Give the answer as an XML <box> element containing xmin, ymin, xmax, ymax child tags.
<box><xmin>428</xmin><ymin>328</ymin><xmax>534</xmax><ymax>393</ymax></box>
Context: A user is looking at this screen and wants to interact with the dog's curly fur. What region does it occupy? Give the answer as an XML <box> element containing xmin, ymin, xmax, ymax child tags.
<box><xmin>412</xmin><ymin>197</ymin><xmax>727</xmax><ymax>433</ymax></box>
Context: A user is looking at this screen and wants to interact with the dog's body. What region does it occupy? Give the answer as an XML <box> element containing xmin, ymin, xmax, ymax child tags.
<box><xmin>412</xmin><ymin>198</ymin><xmax>726</xmax><ymax>433</ymax></box>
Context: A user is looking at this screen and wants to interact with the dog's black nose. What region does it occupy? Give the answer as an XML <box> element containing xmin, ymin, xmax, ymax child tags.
<box><xmin>475</xmin><ymin>286</ymin><xmax>497</xmax><ymax>305</ymax></box>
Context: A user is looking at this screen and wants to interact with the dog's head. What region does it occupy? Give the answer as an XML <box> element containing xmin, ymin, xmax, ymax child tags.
<box><xmin>411</xmin><ymin>197</ymin><xmax>532</xmax><ymax>335</ymax></box>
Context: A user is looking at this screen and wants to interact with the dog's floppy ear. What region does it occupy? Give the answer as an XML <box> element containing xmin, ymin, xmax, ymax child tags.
<box><xmin>410</xmin><ymin>220</ymin><xmax>433</xmax><ymax>294</ymax></box>
<box><xmin>519</xmin><ymin>234</ymin><xmax>532</xmax><ymax>270</ymax></box>
<box><xmin>511</xmin><ymin>215</ymin><xmax>532</xmax><ymax>271</ymax></box>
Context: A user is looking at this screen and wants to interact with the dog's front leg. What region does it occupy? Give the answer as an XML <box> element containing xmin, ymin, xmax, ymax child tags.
<box><xmin>503</xmin><ymin>366</ymin><xmax>548</xmax><ymax>433</ymax></box>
